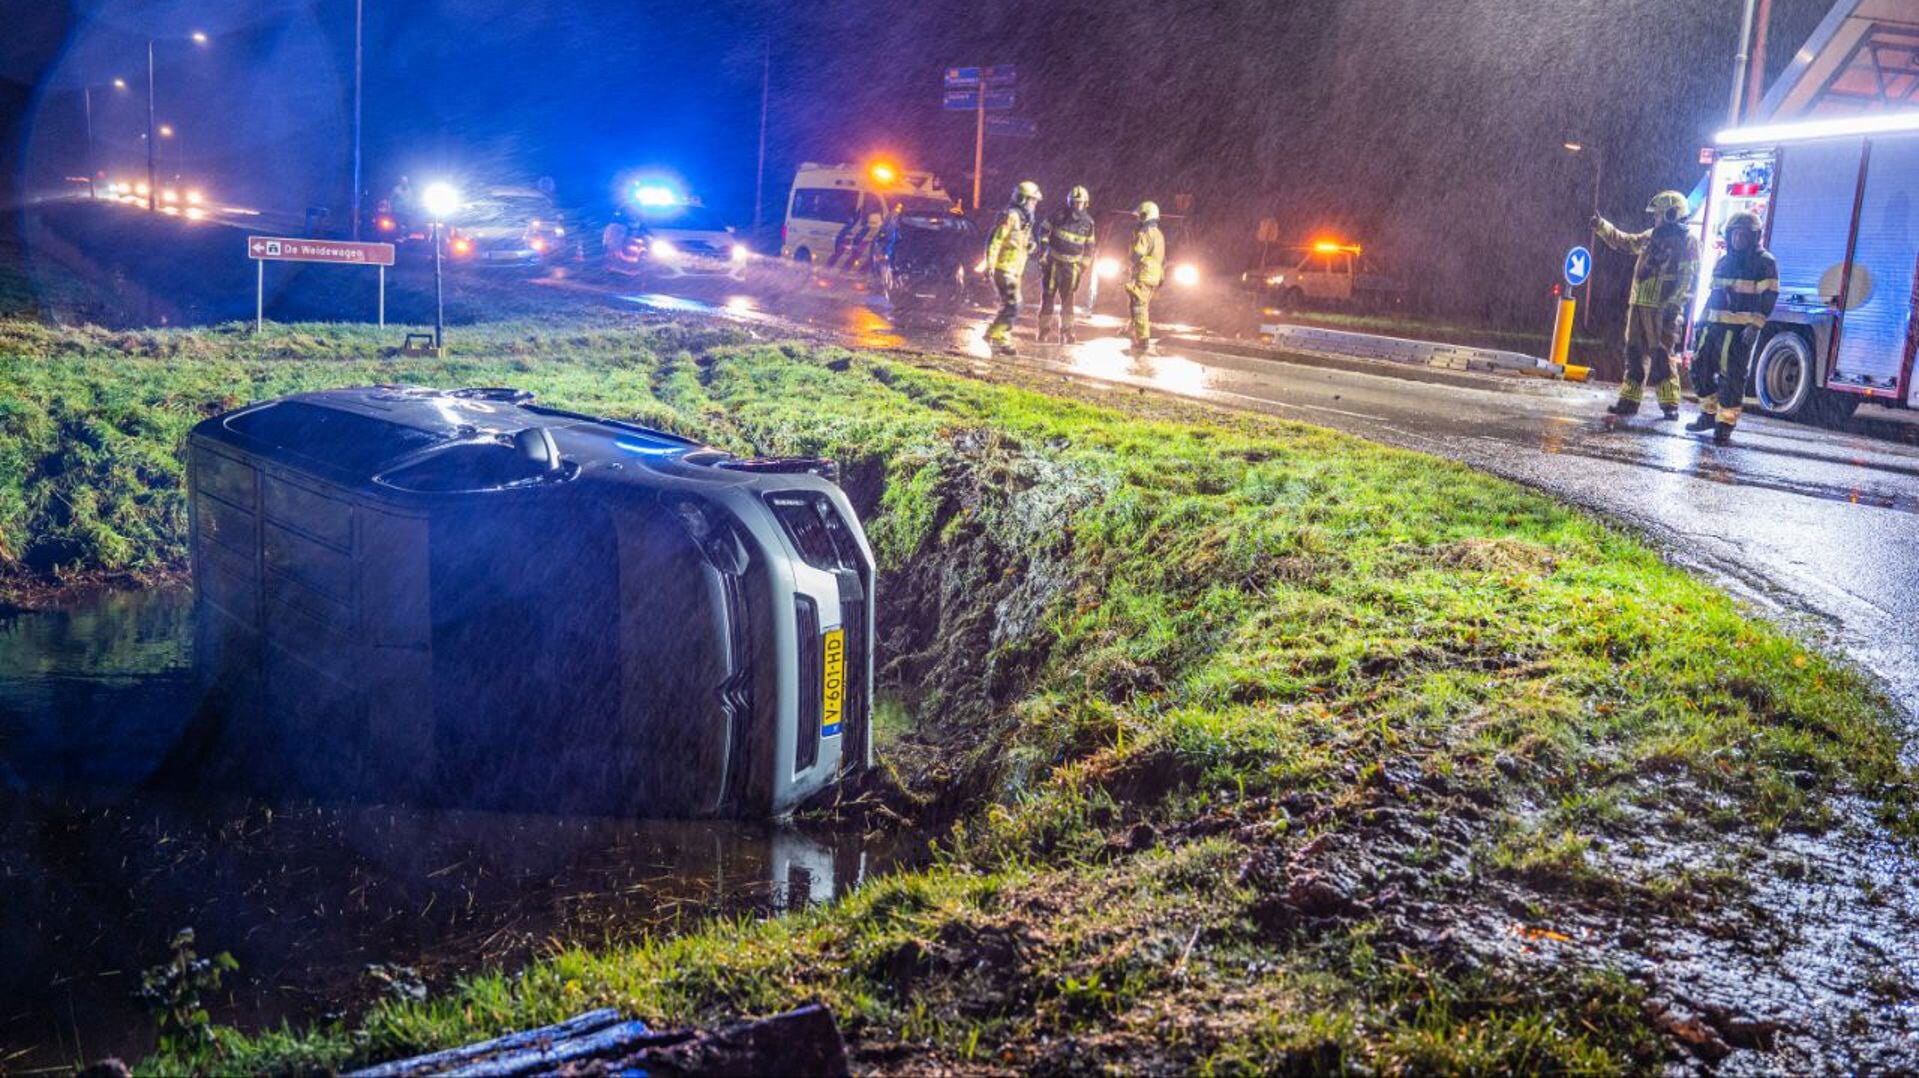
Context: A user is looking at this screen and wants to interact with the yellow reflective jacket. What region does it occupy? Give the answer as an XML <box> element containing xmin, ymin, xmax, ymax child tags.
<box><xmin>986</xmin><ymin>206</ymin><xmax>1035</xmax><ymax>275</ymax></box>
<box><xmin>1129</xmin><ymin>223</ymin><xmax>1165</xmax><ymax>288</ymax></box>
<box><xmin>1702</xmin><ymin>248</ymin><xmax>1779</xmax><ymax>328</ymax></box>
<box><xmin>1596</xmin><ymin>217</ymin><xmax>1699</xmax><ymax>310</ymax></box>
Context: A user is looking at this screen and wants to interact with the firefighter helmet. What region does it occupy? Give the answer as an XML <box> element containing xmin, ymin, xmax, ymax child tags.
<box><xmin>1646</xmin><ymin>190</ymin><xmax>1690</xmax><ymax>222</ymax></box>
<box><xmin>1069</xmin><ymin>185</ymin><xmax>1090</xmax><ymax>206</ymax></box>
<box><xmin>1723</xmin><ymin>210</ymin><xmax>1762</xmax><ymax>237</ymax></box>
<box><xmin>1013</xmin><ymin>180</ymin><xmax>1042</xmax><ymax>203</ymax></box>
<box><xmin>1136</xmin><ymin>200</ymin><xmax>1160</xmax><ymax>221</ymax></box>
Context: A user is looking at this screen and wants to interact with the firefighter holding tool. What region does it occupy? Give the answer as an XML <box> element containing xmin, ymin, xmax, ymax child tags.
<box><xmin>1595</xmin><ymin>189</ymin><xmax>1699</xmax><ymax>419</ymax></box>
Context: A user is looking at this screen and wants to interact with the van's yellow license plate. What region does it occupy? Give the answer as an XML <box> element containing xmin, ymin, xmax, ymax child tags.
<box><xmin>821</xmin><ymin>627</ymin><xmax>846</xmax><ymax>737</ymax></box>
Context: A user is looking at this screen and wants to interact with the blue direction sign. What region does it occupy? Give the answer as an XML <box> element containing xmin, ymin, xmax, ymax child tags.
<box><xmin>1563</xmin><ymin>245</ymin><xmax>1592</xmax><ymax>288</ymax></box>
<box><xmin>944</xmin><ymin>64</ymin><xmax>1016</xmax><ymax>88</ymax></box>
<box><xmin>984</xmin><ymin>114</ymin><xmax>1037</xmax><ymax>139</ymax></box>
<box><xmin>943</xmin><ymin>88</ymin><xmax>1016</xmax><ymax>111</ymax></box>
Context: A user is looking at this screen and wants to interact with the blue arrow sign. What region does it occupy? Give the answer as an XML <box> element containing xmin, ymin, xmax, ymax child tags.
<box><xmin>1563</xmin><ymin>246</ymin><xmax>1591</xmax><ymax>288</ymax></box>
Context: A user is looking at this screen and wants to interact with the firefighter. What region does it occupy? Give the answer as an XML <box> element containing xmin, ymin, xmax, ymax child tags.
<box><xmin>1688</xmin><ymin>211</ymin><xmax>1778</xmax><ymax>446</ymax></box>
<box><xmin>1036</xmin><ymin>185</ymin><xmax>1096</xmax><ymax>343</ymax></box>
<box><xmin>983</xmin><ymin>181</ymin><xmax>1042</xmax><ymax>355</ymax></box>
<box><xmin>1594</xmin><ymin>189</ymin><xmax>1699</xmax><ymax>419</ymax></box>
<box><xmin>1127</xmin><ymin>200</ymin><xmax>1166</xmax><ymax>356</ymax></box>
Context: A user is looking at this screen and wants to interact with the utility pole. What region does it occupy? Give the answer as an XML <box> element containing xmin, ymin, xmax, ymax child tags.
<box><xmin>1729</xmin><ymin>0</ymin><xmax>1759</xmax><ymax>126</ymax></box>
<box><xmin>351</xmin><ymin>0</ymin><xmax>364</xmax><ymax>239</ymax></box>
<box><xmin>753</xmin><ymin>40</ymin><xmax>769</xmax><ymax>232</ymax></box>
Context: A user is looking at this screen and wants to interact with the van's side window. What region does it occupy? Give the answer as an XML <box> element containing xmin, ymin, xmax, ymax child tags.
<box><xmin>792</xmin><ymin>188</ymin><xmax>860</xmax><ymax>224</ymax></box>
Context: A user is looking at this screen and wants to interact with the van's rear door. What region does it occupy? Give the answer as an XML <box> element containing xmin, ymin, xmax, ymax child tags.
<box><xmin>1832</xmin><ymin>134</ymin><xmax>1919</xmax><ymax>401</ymax></box>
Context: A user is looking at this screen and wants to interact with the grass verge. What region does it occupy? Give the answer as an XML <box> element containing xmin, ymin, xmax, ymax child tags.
<box><xmin>1</xmin><ymin>314</ymin><xmax>1911</xmax><ymax>1072</ymax></box>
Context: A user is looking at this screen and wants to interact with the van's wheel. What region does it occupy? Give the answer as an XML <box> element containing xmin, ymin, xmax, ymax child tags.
<box><xmin>1283</xmin><ymin>287</ymin><xmax>1306</xmax><ymax>310</ymax></box>
<box><xmin>1752</xmin><ymin>330</ymin><xmax>1816</xmax><ymax>419</ymax></box>
<box><xmin>793</xmin><ymin>247</ymin><xmax>813</xmax><ymax>264</ymax></box>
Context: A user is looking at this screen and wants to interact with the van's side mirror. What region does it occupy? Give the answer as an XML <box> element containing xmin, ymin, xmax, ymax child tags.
<box><xmin>513</xmin><ymin>427</ymin><xmax>562</xmax><ymax>473</ymax></box>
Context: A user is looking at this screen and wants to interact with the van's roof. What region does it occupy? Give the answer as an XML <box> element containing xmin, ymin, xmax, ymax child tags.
<box><xmin>192</xmin><ymin>386</ymin><xmax>704</xmax><ymax>486</ymax></box>
<box><xmin>793</xmin><ymin>163</ymin><xmax>951</xmax><ymax>196</ymax></box>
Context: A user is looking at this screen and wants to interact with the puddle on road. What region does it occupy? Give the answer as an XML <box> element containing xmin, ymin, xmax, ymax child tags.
<box><xmin>0</xmin><ymin>589</ymin><xmax>902</xmax><ymax>1069</ymax></box>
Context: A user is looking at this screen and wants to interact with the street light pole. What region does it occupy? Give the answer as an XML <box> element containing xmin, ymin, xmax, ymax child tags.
<box><xmin>422</xmin><ymin>181</ymin><xmax>459</xmax><ymax>354</ymax></box>
<box><xmin>1584</xmin><ymin>145</ymin><xmax>1601</xmax><ymax>330</ymax></box>
<box><xmin>83</xmin><ymin>86</ymin><xmax>96</xmax><ymax>198</ymax></box>
<box><xmin>351</xmin><ymin>0</ymin><xmax>364</xmax><ymax>240</ymax></box>
<box><xmin>1729</xmin><ymin>0</ymin><xmax>1759</xmax><ymax>126</ymax></box>
<box><xmin>753</xmin><ymin>40</ymin><xmax>769</xmax><ymax>233</ymax></box>
<box><xmin>434</xmin><ymin>221</ymin><xmax>445</xmax><ymax>351</ymax></box>
<box><xmin>145</xmin><ymin>39</ymin><xmax>157</xmax><ymax>211</ymax></box>
<box><xmin>1565</xmin><ymin>141</ymin><xmax>1602</xmax><ymax>331</ymax></box>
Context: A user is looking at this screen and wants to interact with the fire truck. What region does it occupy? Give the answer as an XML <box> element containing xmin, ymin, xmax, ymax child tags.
<box><xmin>1699</xmin><ymin>112</ymin><xmax>1919</xmax><ymax>421</ymax></box>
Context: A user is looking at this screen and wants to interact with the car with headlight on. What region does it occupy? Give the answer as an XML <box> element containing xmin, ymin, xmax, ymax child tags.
<box><xmin>602</xmin><ymin>190</ymin><xmax>750</xmax><ymax>282</ymax></box>
<box><xmin>1084</xmin><ymin>210</ymin><xmax>1208</xmax><ymax>326</ymax></box>
<box><xmin>437</xmin><ymin>186</ymin><xmax>578</xmax><ymax>269</ymax></box>
<box><xmin>187</xmin><ymin>385</ymin><xmax>875</xmax><ymax>818</ymax></box>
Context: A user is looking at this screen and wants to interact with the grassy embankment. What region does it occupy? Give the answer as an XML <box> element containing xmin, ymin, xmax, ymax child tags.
<box><xmin>1</xmin><ymin>315</ymin><xmax>1910</xmax><ymax>1073</ymax></box>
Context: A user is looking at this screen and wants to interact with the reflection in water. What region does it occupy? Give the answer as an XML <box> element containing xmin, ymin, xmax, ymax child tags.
<box><xmin>844</xmin><ymin>304</ymin><xmax>905</xmax><ymax>349</ymax></box>
<box><xmin>0</xmin><ymin>590</ymin><xmax>898</xmax><ymax>1069</ymax></box>
<box><xmin>1537</xmin><ymin>415</ymin><xmax>1578</xmax><ymax>455</ymax></box>
<box><xmin>616</xmin><ymin>292</ymin><xmax>716</xmax><ymax>313</ymax></box>
<box><xmin>1064</xmin><ymin>338</ymin><xmax>1212</xmax><ymax>395</ymax></box>
<box><xmin>1144</xmin><ymin>353</ymin><xmax>1210</xmax><ymax>394</ymax></box>
<box><xmin>1068</xmin><ymin>337</ymin><xmax>1136</xmax><ymax>380</ymax></box>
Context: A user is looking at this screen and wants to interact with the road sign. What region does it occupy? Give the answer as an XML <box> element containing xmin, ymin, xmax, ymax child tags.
<box><xmin>1563</xmin><ymin>246</ymin><xmax>1592</xmax><ymax>288</ymax></box>
<box><xmin>943</xmin><ymin>88</ymin><xmax>1015</xmax><ymax>111</ymax></box>
<box><xmin>248</xmin><ymin>235</ymin><xmax>395</xmax><ymax>332</ymax></box>
<box><xmin>943</xmin><ymin>64</ymin><xmax>1016</xmax><ymax>88</ymax></box>
<box><xmin>984</xmin><ymin>114</ymin><xmax>1037</xmax><ymax>139</ymax></box>
<box><xmin>249</xmin><ymin>236</ymin><xmax>396</xmax><ymax>265</ymax></box>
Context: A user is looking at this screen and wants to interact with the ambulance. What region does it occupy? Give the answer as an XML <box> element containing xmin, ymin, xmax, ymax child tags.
<box><xmin>781</xmin><ymin>161</ymin><xmax>960</xmax><ymax>270</ymax></box>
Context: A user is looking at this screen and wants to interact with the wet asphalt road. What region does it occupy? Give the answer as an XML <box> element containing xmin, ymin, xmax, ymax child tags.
<box><xmin>549</xmin><ymin>267</ymin><xmax>1919</xmax><ymax>725</ymax></box>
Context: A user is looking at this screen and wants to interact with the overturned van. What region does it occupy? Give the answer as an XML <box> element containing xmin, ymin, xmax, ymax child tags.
<box><xmin>187</xmin><ymin>386</ymin><xmax>874</xmax><ymax>818</ymax></box>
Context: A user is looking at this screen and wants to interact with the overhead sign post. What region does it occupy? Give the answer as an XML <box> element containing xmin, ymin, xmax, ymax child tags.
<box><xmin>944</xmin><ymin>64</ymin><xmax>1017</xmax><ymax>210</ymax></box>
<box><xmin>248</xmin><ymin>236</ymin><xmax>396</xmax><ymax>333</ymax></box>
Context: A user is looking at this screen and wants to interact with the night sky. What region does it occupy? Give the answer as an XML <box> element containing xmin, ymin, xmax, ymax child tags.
<box><xmin>3</xmin><ymin>0</ymin><xmax>1832</xmax><ymax>321</ymax></box>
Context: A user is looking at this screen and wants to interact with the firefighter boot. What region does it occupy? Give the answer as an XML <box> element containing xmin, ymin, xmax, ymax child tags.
<box><xmin>1686</xmin><ymin>409</ymin><xmax>1717</xmax><ymax>433</ymax></box>
<box><xmin>1659</xmin><ymin>405</ymin><xmax>1680</xmax><ymax>420</ymax></box>
<box><xmin>1713</xmin><ymin>421</ymin><xmax>1734</xmax><ymax>446</ymax></box>
<box><xmin>1605</xmin><ymin>398</ymin><xmax>1640</xmax><ymax>416</ymax></box>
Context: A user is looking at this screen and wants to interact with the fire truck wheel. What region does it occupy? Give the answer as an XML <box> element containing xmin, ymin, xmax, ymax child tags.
<box><xmin>1752</xmin><ymin>330</ymin><xmax>1815</xmax><ymax>420</ymax></box>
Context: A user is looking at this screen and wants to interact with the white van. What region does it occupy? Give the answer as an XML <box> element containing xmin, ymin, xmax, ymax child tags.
<box><xmin>781</xmin><ymin>162</ymin><xmax>958</xmax><ymax>270</ymax></box>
